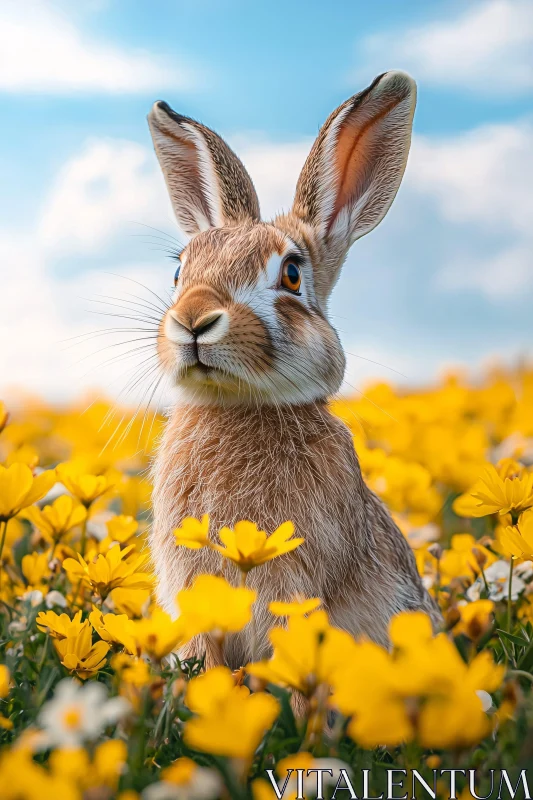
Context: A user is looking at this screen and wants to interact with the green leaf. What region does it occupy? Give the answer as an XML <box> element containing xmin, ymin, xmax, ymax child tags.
<box><xmin>496</xmin><ymin>629</ymin><xmax>529</xmax><ymax>647</ymax></box>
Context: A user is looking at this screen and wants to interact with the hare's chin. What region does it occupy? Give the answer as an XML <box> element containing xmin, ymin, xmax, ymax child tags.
<box><xmin>176</xmin><ymin>362</ymin><xmax>239</xmax><ymax>390</ymax></box>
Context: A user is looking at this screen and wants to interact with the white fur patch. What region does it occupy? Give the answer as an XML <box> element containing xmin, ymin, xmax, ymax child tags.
<box><xmin>165</xmin><ymin>310</ymin><xmax>195</xmax><ymax>344</ymax></box>
<box><xmin>181</xmin><ymin>122</ymin><xmax>224</xmax><ymax>229</ymax></box>
<box><xmin>196</xmin><ymin>310</ymin><xmax>230</xmax><ymax>344</ymax></box>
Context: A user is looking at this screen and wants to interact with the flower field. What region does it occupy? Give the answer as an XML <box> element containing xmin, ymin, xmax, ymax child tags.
<box><xmin>1</xmin><ymin>366</ymin><xmax>533</xmax><ymax>799</ymax></box>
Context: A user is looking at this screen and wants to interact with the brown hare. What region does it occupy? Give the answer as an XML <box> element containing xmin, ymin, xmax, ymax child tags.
<box><xmin>147</xmin><ymin>71</ymin><xmax>441</xmax><ymax>669</ymax></box>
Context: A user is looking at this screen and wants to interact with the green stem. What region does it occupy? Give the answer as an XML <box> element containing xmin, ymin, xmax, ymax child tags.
<box><xmin>507</xmin><ymin>559</ymin><xmax>514</xmax><ymax>633</ymax></box>
<box><xmin>480</xmin><ymin>563</ymin><xmax>489</xmax><ymax>595</ymax></box>
<box><xmin>79</xmin><ymin>514</ymin><xmax>89</xmax><ymax>558</ymax></box>
<box><xmin>508</xmin><ymin>669</ymin><xmax>533</xmax><ymax>684</ymax></box>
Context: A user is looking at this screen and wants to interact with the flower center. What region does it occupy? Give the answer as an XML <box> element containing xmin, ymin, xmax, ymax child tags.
<box><xmin>62</xmin><ymin>705</ymin><xmax>82</xmax><ymax>730</ymax></box>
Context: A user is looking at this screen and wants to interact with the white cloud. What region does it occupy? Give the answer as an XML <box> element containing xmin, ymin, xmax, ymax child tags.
<box><xmin>355</xmin><ymin>0</ymin><xmax>533</xmax><ymax>93</ymax></box>
<box><xmin>409</xmin><ymin>121</ymin><xmax>533</xmax><ymax>233</ymax></box>
<box><xmin>0</xmin><ymin>0</ymin><xmax>191</xmax><ymax>94</ymax></box>
<box><xmin>233</xmin><ymin>137</ymin><xmax>310</xmax><ymax>219</ymax></box>
<box><xmin>407</xmin><ymin>119</ymin><xmax>533</xmax><ymax>298</ymax></box>
<box><xmin>435</xmin><ymin>245</ymin><xmax>533</xmax><ymax>299</ymax></box>
<box><xmin>39</xmin><ymin>139</ymin><xmax>174</xmax><ymax>255</ymax></box>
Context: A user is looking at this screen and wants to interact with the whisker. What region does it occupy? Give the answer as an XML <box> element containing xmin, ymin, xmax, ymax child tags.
<box><xmin>129</xmin><ymin>221</ymin><xmax>183</xmax><ymax>248</ymax></box>
<box><xmin>59</xmin><ymin>326</ymin><xmax>158</xmax><ymax>346</ymax></box>
<box><xmin>83</xmin><ymin>300</ymin><xmax>162</xmax><ymax>326</ymax></box>
<box><xmin>102</xmin><ymin>272</ymin><xmax>171</xmax><ymax>311</ymax></box>
<box><xmin>344</xmin><ymin>351</ymin><xmax>407</xmax><ymax>379</ymax></box>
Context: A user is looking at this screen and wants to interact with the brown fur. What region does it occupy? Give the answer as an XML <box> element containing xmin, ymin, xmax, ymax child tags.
<box><xmin>151</xmin><ymin>403</ymin><xmax>440</xmax><ymax>667</ymax></box>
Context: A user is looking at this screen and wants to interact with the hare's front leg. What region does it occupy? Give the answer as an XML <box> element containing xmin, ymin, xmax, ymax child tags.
<box><xmin>179</xmin><ymin>634</ymin><xmax>225</xmax><ymax>671</ymax></box>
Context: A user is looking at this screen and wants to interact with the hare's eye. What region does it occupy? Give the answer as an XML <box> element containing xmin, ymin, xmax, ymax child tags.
<box><xmin>280</xmin><ymin>259</ymin><xmax>302</xmax><ymax>294</ymax></box>
<box><xmin>173</xmin><ymin>261</ymin><xmax>181</xmax><ymax>286</ymax></box>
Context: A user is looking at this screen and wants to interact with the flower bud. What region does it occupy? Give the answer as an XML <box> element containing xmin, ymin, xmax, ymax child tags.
<box><xmin>428</xmin><ymin>543</ymin><xmax>443</xmax><ymax>560</ymax></box>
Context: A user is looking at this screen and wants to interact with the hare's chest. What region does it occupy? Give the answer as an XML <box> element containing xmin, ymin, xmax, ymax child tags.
<box><xmin>153</xmin><ymin>431</ymin><xmax>326</xmax><ymax>535</ymax></box>
<box><xmin>151</xmin><ymin>403</ymin><xmax>363</xmax><ymax>564</ymax></box>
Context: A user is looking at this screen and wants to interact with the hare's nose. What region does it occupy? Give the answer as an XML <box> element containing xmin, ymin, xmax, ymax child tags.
<box><xmin>191</xmin><ymin>311</ymin><xmax>225</xmax><ymax>338</ymax></box>
<box><xmin>167</xmin><ymin>308</ymin><xmax>229</xmax><ymax>344</ymax></box>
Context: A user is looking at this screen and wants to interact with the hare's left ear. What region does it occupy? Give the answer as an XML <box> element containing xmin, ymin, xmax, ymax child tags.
<box><xmin>292</xmin><ymin>71</ymin><xmax>416</xmax><ymax>300</ymax></box>
<box><xmin>148</xmin><ymin>101</ymin><xmax>260</xmax><ymax>237</ymax></box>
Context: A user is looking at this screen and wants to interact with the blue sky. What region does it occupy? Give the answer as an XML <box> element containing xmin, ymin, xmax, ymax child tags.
<box><xmin>1</xmin><ymin>0</ymin><xmax>532</xmax><ymax>401</ymax></box>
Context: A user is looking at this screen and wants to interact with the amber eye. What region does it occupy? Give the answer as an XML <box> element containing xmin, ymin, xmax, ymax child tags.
<box><xmin>280</xmin><ymin>259</ymin><xmax>302</xmax><ymax>294</ymax></box>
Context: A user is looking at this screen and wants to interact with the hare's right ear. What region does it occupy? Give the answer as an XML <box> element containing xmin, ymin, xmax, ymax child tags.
<box><xmin>148</xmin><ymin>101</ymin><xmax>260</xmax><ymax>237</ymax></box>
<box><xmin>292</xmin><ymin>71</ymin><xmax>416</xmax><ymax>301</ymax></box>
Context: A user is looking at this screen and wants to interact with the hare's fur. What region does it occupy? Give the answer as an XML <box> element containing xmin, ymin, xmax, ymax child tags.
<box><xmin>151</xmin><ymin>402</ymin><xmax>439</xmax><ymax>667</ymax></box>
<box><xmin>147</xmin><ymin>71</ymin><xmax>441</xmax><ymax>667</ymax></box>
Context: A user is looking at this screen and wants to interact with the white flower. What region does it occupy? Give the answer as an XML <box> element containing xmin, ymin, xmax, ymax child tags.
<box><xmin>22</xmin><ymin>589</ymin><xmax>43</xmax><ymax>606</ymax></box>
<box><xmin>9</xmin><ymin>616</ymin><xmax>28</xmax><ymax>634</ymax></box>
<box><xmin>406</xmin><ymin>523</ymin><xmax>440</xmax><ymax>549</ymax></box>
<box><xmin>476</xmin><ymin>690</ymin><xmax>493</xmax><ymax>712</ymax></box>
<box><xmin>45</xmin><ymin>590</ymin><xmax>67</xmax><ymax>608</ymax></box>
<box><xmin>515</xmin><ymin>560</ymin><xmax>533</xmax><ymax>580</ymax></box>
<box><xmin>37</xmin><ymin>679</ymin><xmax>130</xmax><ymax>749</ymax></box>
<box><xmin>467</xmin><ymin>560</ymin><xmax>525</xmax><ymax>602</ymax></box>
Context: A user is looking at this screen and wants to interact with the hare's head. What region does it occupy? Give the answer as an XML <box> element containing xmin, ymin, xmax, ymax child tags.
<box><xmin>149</xmin><ymin>71</ymin><xmax>416</xmax><ymax>407</ymax></box>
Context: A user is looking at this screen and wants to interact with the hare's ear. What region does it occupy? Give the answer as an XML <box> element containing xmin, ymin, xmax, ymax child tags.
<box><xmin>292</xmin><ymin>71</ymin><xmax>416</xmax><ymax>299</ymax></box>
<box><xmin>148</xmin><ymin>101</ymin><xmax>260</xmax><ymax>237</ymax></box>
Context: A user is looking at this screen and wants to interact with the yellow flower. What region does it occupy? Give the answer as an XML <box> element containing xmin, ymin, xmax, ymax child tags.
<box><xmin>174</xmin><ymin>514</ymin><xmax>210</xmax><ymax>549</ymax></box>
<box><xmin>56</xmin><ymin>462</ymin><xmax>116</xmax><ymax>507</ymax></box>
<box><xmin>498</xmin><ymin>512</ymin><xmax>533</xmax><ymax>559</ymax></box>
<box><xmin>213</xmin><ymin>520</ymin><xmax>304</xmax><ymax>573</ymax></box>
<box><xmin>439</xmin><ymin>533</ymin><xmax>496</xmax><ymax>583</ymax></box>
<box><xmin>49</xmin><ymin>740</ymin><xmax>127</xmax><ymax>791</ymax></box>
<box><xmin>332</xmin><ymin>611</ymin><xmax>504</xmax><ymax>750</ymax></box>
<box><xmin>89</xmin><ymin>607</ymin><xmax>137</xmax><ymax>654</ymax></box>
<box><xmin>133</xmin><ymin>607</ymin><xmax>187</xmax><ymax>660</ymax></box>
<box><xmin>5</xmin><ymin>444</ymin><xmax>39</xmax><ymax>469</ymax></box>
<box><xmin>177</xmin><ymin>574</ymin><xmax>256</xmax><ymax>639</ymax></box>
<box><xmin>24</xmin><ymin>495</ymin><xmax>86</xmax><ymax>542</ymax></box>
<box><xmin>453</xmin><ymin>600</ymin><xmax>495</xmax><ymax>640</ymax></box>
<box><xmin>268</xmin><ymin>596</ymin><xmax>322</xmax><ymax>617</ymax></box>
<box><xmin>37</xmin><ymin>609</ymin><xmax>88</xmax><ymax>640</ymax></box>
<box><xmin>0</xmin><ymin>463</ymin><xmax>56</xmax><ymax>521</ymax></box>
<box><xmin>184</xmin><ymin>666</ymin><xmax>279</xmax><ymax>758</ymax></box>
<box><xmin>21</xmin><ymin>550</ymin><xmax>51</xmax><ymax>590</ymax></box>
<box><xmin>63</xmin><ymin>544</ymin><xmax>152</xmax><ymax>600</ymax></box>
<box><xmin>0</xmin><ymin>665</ymin><xmax>10</xmax><ymax>697</ymax></box>
<box><xmin>91</xmin><ymin>739</ymin><xmax>128</xmax><ymax>790</ymax></box>
<box><xmin>247</xmin><ymin>610</ymin><xmax>357</xmax><ymax>697</ymax></box>
<box><xmin>0</xmin><ymin>665</ymin><xmax>12</xmax><ymax>730</ymax></box>
<box><xmin>161</xmin><ymin>757</ymin><xmax>197</xmax><ymax>784</ymax></box>
<box><xmin>0</xmin><ymin>749</ymin><xmax>78</xmax><ymax>800</ymax></box>
<box><xmin>111</xmin><ymin>653</ymin><xmax>152</xmax><ymax>686</ymax></box>
<box><xmin>49</xmin><ymin>747</ymin><xmax>90</xmax><ymax>785</ymax></box>
<box><xmin>160</xmin><ymin>757</ymin><xmax>222</xmax><ymax>798</ymax></box>
<box><xmin>54</xmin><ymin>625</ymin><xmax>110</xmax><ymax>680</ymax></box>
<box><xmin>111</xmin><ymin>587</ymin><xmax>151</xmax><ymax>619</ymax></box>
<box><xmin>388</xmin><ymin>610</ymin><xmax>434</xmax><ymax>647</ymax></box>
<box><xmin>106</xmin><ymin>514</ymin><xmax>138</xmax><ymax>543</ymax></box>
<box><xmin>454</xmin><ymin>463</ymin><xmax>533</xmax><ymax>518</ymax></box>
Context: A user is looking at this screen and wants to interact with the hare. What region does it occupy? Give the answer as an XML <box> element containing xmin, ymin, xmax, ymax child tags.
<box><xmin>148</xmin><ymin>71</ymin><xmax>441</xmax><ymax>669</ymax></box>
